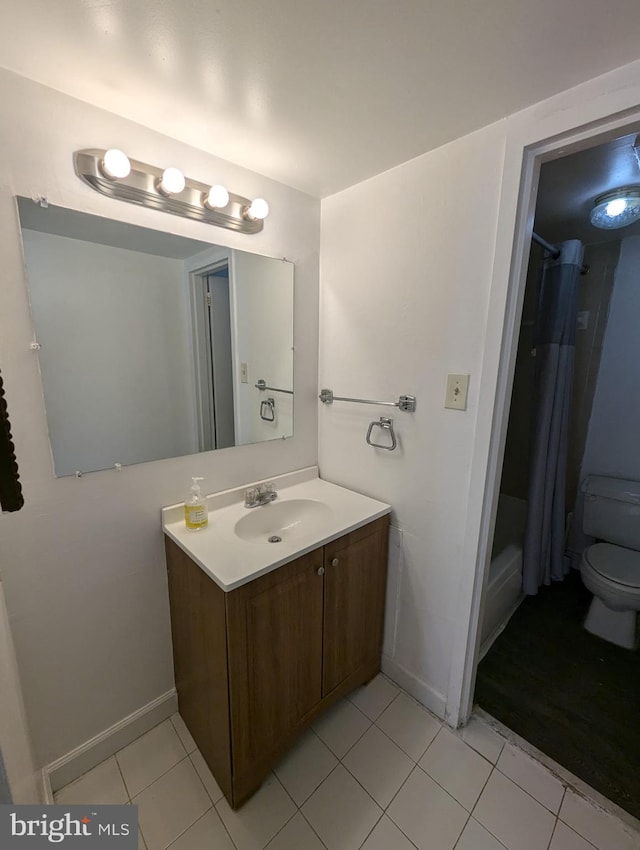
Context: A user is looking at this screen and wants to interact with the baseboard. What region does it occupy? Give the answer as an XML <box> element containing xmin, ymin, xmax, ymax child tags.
<box><xmin>381</xmin><ymin>655</ymin><xmax>447</xmax><ymax>720</ymax></box>
<box><xmin>45</xmin><ymin>689</ymin><xmax>178</xmax><ymax>794</ymax></box>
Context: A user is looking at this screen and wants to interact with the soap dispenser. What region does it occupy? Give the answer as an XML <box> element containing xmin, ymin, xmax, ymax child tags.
<box><xmin>184</xmin><ymin>477</ymin><xmax>208</xmax><ymax>531</ymax></box>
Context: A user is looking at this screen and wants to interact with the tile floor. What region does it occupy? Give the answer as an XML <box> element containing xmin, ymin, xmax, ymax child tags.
<box><xmin>53</xmin><ymin>676</ymin><xmax>640</xmax><ymax>850</ymax></box>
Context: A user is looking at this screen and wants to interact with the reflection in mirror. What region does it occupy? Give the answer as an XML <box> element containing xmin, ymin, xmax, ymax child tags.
<box><xmin>17</xmin><ymin>198</ymin><xmax>294</xmax><ymax>476</ymax></box>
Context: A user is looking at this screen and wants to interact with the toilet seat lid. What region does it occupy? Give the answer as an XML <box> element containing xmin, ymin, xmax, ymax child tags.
<box><xmin>585</xmin><ymin>543</ymin><xmax>640</xmax><ymax>588</ymax></box>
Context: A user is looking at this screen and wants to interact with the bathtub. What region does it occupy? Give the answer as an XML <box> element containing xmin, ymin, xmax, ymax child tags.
<box><xmin>479</xmin><ymin>494</ymin><xmax>527</xmax><ymax>658</ymax></box>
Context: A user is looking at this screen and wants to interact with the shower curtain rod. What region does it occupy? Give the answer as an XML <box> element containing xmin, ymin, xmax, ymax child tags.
<box><xmin>532</xmin><ymin>231</ymin><xmax>589</xmax><ymax>275</ymax></box>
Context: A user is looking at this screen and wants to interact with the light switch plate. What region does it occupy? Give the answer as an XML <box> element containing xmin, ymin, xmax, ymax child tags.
<box><xmin>445</xmin><ymin>373</ymin><xmax>469</xmax><ymax>410</ymax></box>
<box><xmin>240</xmin><ymin>362</ymin><xmax>248</xmax><ymax>383</ymax></box>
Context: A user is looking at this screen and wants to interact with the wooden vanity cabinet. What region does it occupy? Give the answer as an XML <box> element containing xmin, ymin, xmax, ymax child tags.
<box><xmin>165</xmin><ymin>514</ymin><xmax>389</xmax><ymax>809</ymax></box>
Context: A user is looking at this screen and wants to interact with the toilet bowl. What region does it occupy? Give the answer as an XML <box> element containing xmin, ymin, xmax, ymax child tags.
<box><xmin>579</xmin><ymin>476</ymin><xmax>640</xmax><ymax>650</ymax></box>
<box><xmin>580</xmin><ymin>544</ymin><xmax>640</xmax><ymax>649</ymax></box>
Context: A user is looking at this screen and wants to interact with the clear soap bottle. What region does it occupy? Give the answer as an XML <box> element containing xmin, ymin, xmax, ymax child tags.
<box><xmin>184</xmin><ymin>477</ymin><xmax>208</xmax><ymax>531</ymax></box>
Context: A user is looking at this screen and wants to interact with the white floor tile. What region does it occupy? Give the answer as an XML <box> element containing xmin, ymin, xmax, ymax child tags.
<box><xmin>190</xmin><ymin>750</ymin><xmax>224</xmax><ymax>804</ymax></box>
<box><xmin>360</xmin><ymin>815</ymin><xmax>417</xmax><ymax>850</ymax></box>
<box><xmin>312</xmin><ymin>698</ymin><xmax>371</xmax><ymax>759</ymax></box>
<box><xmin>171</xmin><ymin>714</ymin><xmax>197</xmax><ymax>754</ymax></box>
<box><xmin>386</xmin><ymin>766</ymin><xmax>467</xmax><ymax>850</ymax></box>
<box><xmin>559</xmin><ymin>790</ymin><xmax>639</xmax><ymax>850</ymax></box>
<box><xmin>133</xmin><ymin>758</ymin><xmax>211</xmax><ymax>850</ymax></box>
<box><xmin>216</xmin><ymin>773</ymin><xmax>297</xmax><ymax>850</ymax></box>
<box><xmin>265</xmin><ymin>812</ymin><xmax>326</xmax><ymax>849</ymax></box>
<box><xmin>550</xmin><ymin>820</ymin><xmax>600</xmax><ymax>850</ymax></box>
<box><xmin>459</xmin><ymin>716</ymin><xmax>504</xmax><ymax>764</ymax></box>
<box><xmin>349</xmin><ymin>674</ymin><xmax>399</xmax><ymax>721</ymax></box>
<box><xmin>54</xmin><ymin>756</ymin><xmax>129</xmax><ymax>805</ymax></box>
<box><xmin>455</xmin><ymin>818</ymin><xmax>508</xmax><ymax>850</ymax></box>
<box><xmin>497</xmin><ymin>744</ymin><xmax>565</xmax><ymax>814</ymax></box>
<box><xmin>274</xmin><ymin>729</ymin><xmax>338</xmax><ymax>806</ymax></box>
<box><xmin>117</xmin><ymin>720</ymin><xmax>186</xmax><ymax>798</ymax></box>
<box><xmin>376</xmin><ymin>693</ymin><xmax>440</xmax><ymax>761</ymax></box>
<box><xmin>167</xmin><ymin>809</ymin><xmax>235</xmax><ymax>850</ymax></box>
<box><xmin>419</xmin><ymin>727</ymin><xmax>492</xmax><ymax>811</ymax></box>
<box><xmin>342</xmin><ymin>724</ymin><xmax>413</xmax><ymax>808</ymax></box>
<box><xmin>473</xmin><ymin>770</ymin><xmax>556</xmax><ymax>850</ymax></box>
<box><xmin>302</xmin><ymin>764</ymin><xmax>383</xmax><ymax>850</ymax></box>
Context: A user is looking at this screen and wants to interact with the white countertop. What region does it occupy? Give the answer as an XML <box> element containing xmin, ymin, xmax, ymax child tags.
<box><xmin>162</xmin><ymin>469</ymin><xmax>391</xmax><ymax>592</ymax></box>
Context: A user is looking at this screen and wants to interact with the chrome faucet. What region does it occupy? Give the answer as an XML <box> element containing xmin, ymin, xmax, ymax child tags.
<box><xmin>244</xmin><ymin>482</ymin><xmax>277</xmax><ymax>508</ymax></box>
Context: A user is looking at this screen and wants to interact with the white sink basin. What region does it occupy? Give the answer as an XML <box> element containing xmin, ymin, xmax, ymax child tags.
<box><xmin>234</xmin><ymin>499</ymin><xmax>334</xmax><ymax>544</ymax></box>
<box><xmin>162</xmin><ymin>471</ymin><xmax>391</xmax><ymax>591</ymax></box>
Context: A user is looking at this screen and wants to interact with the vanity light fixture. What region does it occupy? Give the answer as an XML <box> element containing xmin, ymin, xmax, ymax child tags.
<box><xmin>590</xmin><ymin>186</ymin><xmax>640</xmax><ymax>230</ymax></box>
<box><xmin>101</xmin><ymin>148</ymin><xmax>131</xmax><ymax>180</ymax></box>
<box><xmin>245</xmin><ymin>198</ymin><xmax>269</xmax><ymax>221</ymax></box>
<box><xmin>73</xmin><ymin>148</ymin><xmax>268</xmax><ymax>234</ymax></box>
<box><xmin>158</xmin><ymin>167</ymin><xmax>186</xmax><ymax>196</ymax></box>
<box><xmin>204</xmin><ymin>184</ymin><xmax>230</xmax><ymax>209</ymax></box>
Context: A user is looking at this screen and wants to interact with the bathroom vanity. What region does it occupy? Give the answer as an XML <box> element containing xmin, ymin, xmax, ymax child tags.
<box><xmin>162</xmin><ymin>470</ymin><xmax>390</xmax><ymax>808</ymax></box>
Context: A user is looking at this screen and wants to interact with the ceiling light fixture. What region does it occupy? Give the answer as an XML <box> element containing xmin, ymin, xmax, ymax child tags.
<box><xmin>590</xmin><ymin>186</ymin><xmax>640</xmax><ymax>230</ymax></box>
<box><xmin>73</xmin><ymin>149</ymin><xmax>267</xmax><ymax>234</ymax></box>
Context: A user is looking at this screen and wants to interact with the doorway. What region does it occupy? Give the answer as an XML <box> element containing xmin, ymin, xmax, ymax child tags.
<box><xmin>472</xmin><ymin>132</ymin><xmax>640</xmax><ymax>819</ymax></box>
<box><xmin>191</xmin><ymin>260</ymin><xmax>236</xmax><ymax>451</ymax></box>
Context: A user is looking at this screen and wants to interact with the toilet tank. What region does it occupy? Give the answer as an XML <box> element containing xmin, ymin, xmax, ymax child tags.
<box><xmin>582</xmin><ymin>476</ymin><xmax>640</xmax><ymax>550</ymax></box>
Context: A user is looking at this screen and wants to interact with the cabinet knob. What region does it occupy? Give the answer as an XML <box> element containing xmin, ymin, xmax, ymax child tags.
<box><xmin>331</xmin><ymin>558</ymin><xmax>339</xmax><ymax>567</ymax></box>
<box><xmin>316</xmin><ymin>566</ymin><xmax>325</xmax><ymax>576</ymax></box>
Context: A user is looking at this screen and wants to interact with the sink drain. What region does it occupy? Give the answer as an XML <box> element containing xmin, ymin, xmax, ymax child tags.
<box><xmin>268</xmin><ymin>535</ymin><xmax>282</xmax><ymax>543</ymax></box>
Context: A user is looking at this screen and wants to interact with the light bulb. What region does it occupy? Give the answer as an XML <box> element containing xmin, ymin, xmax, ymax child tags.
<box><xmin>204</xmin><ymin>184</ymin><xmax>229</xmax><ymax>209</ymax></box>
<box><xmin>605</xmin><ymin>198</ymin><xmax>627</xmax><ymax>217</ymax></box>
<box><xmin>101</xmin><ymin>149</ymin><xmax>131</xmax><ymax>180</ymax></box>
<box><xmin>158</xmin><ymin>167</ymin><xmax>185</xmax><ymax>195</ymax></box>
<box><xmin>245</xmin><ymin>198</ymin><xmax>269</xmax><ymax>220</ymax></box>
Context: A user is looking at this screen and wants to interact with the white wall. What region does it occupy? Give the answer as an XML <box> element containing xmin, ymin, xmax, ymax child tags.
<box><xmin>320</xmin><ymin>123</ymin><xmax>507</xmax><ymax>713</ymax></box>
<box><xmin>0</xmin><ymin>69</ymin><xmax>320</xmax><ymax>766</ymax></box>
<box><xmin>233</xmin><ymin>251</ymin><xmax>294</xmax><ymax>445</ymax></box>
<box><xmin>22</xmin><ymin>230</ymin><xmax>196</xmax><ymax>475</ymax></box>
<box><xmin>320</xmin><ymin>58</ymin><xmax>640</xmax><ymax>723</ymax></box>
<box><xmin>582</xmin><ymin>235</ymin><xmax>640</xmax><ymax>480</ymax></box>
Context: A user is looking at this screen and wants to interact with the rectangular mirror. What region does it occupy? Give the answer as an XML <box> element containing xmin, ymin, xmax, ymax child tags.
<box><xmin>17</xmin><ymin>198</ymin><xmax>294</xmax><ymax>476</ymax></box>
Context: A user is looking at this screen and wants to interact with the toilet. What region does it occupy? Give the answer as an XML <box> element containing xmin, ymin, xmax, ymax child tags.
<box><xmin>580</xmin><ymin>476</ymin><xmax>640</xmax><ymax>649</ymax></box>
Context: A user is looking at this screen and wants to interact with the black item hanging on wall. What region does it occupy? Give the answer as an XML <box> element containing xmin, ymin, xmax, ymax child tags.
<box><xmin>0</xmin><ymin>368</ymin><xmax>24</xmax><ymax>512</ymax></box>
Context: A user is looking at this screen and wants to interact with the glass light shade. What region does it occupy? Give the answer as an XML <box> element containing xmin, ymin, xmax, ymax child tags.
<box><xmin>158</xmin><ymin>167</ymin><xmax>186</xmax><ymax>195</ymax></box>
<box><xmin>246</xmin><ymin>198</ymin><xmax>269</xmax><ymax>220</ymax></box>
<box><xmin>101</xmin><ymin>149</ymin><xmax>131</xmax><ymax>180</ymax></box>
<box><xmin>205</xmin><ymin>184</ymin><xmax>230</xmax><ymax>209</ymax></box>
<box><xmin>590</xmin><ymin>187</ymin><xmax>640</xmax><ymax>229</ymax></box>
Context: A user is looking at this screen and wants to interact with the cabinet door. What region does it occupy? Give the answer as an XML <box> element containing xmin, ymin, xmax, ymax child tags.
<box><xmin>226</xmin><ymin>549</ymin><xmax>324</xmax><ymax>777</ymax></box>
<box><xmin>323</xmin><ymin>517</ymin><xmax>389</xmax><ymax>695</ymax></box>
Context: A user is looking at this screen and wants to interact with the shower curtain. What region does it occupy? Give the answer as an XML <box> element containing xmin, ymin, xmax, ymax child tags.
<box><xmin>522</xmin><ymin>239</ymin><xmax>584</xmax><ymax>595</ymax></box>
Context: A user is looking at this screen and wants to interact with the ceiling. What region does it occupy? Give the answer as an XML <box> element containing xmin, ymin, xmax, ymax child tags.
<box><xmin>2</xmin><ymin>1</ymin><xmax>640</xmax><ymax>197</ymax></box>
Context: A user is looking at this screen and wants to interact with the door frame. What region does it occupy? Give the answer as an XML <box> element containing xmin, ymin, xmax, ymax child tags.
<box><xmin>447</xmin><ymin>73</ymin><xmax>640</xmax><ymax>727</ymax></box>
